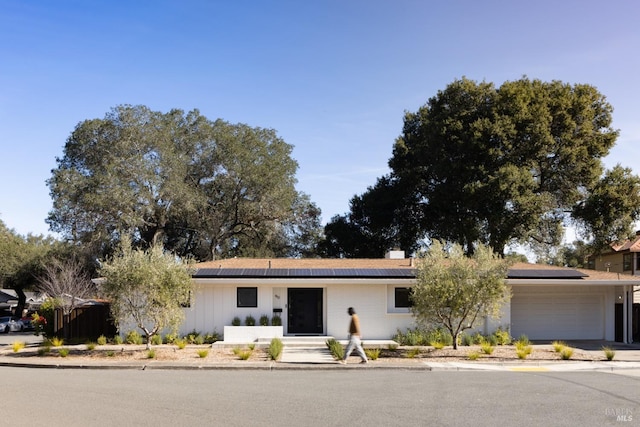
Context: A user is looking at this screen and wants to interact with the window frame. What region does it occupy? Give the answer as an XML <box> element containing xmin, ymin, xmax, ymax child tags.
<box><xmin>394</xmin><ymin>287</ymin><xmax>413</xmax><ymax>308</ymax></box>
<box><xmin>237</xmin><ymin>287</ymin><xmax>258</xmax><ymax>308</ymax></box>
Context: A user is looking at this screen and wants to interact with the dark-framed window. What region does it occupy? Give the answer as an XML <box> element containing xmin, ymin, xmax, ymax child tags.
<box><xmin>623</xmin><ymin>253</ymin><xmax>632</xmax><ymax>271</ymax></box>
<box><xmin>395</xmin><ymin>287</ymin><xmax>413</xmax><ymax>308</ymax></box>
<box><xmin>237</xmin><ymin>287</ymin><xmax>257</xmax><ymax>308</ymax></box>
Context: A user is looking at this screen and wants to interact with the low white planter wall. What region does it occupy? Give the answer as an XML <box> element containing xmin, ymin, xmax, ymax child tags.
<box><xmin>223</xmin><ymin>326</ymin><xmax>284</xmax><ymax>343</ymax></box>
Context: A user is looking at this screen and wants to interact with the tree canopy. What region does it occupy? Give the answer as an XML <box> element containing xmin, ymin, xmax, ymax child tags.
<box><xmin>47</xmin><ymin>105</ymin><xmax>322</xmax><ymax>260</ymax></box>
<box><xmin>98</xmin><ymin>239</ymin><xmax>194</xmax><ymax>348</ymax></box>
<box><xmin>411</xmin><ymin>241</ymin><xmax>512</xmax><ymax>349</ymax></box>
<box><xmin>324</xmin><ymin>77</ymin><xmax>638</xmax><ymax>257</ymax></box>
<box><xmin>0</xmin><ymin>219</ymin><xmax>63</xmax><ymax>315</ymax></box>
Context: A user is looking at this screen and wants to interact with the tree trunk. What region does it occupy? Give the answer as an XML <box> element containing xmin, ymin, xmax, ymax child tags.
<box><xmin>14</xmin><ymin>285</ymin><xmax>26</xmax><ymax>320</ymax></box>
<box><xmin>452</xmin><ymin>331</ymin><xmax>459</xmax><ymax>350</ymax></box>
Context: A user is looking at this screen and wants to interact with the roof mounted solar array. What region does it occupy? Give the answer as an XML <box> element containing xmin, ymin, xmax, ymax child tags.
<box><xmin>194</xmin><ymin>268</ymin><xmax>416</xmax><ymax>279</ymax></box>
<box><xmin>507</xmin><ymin>269</ymin><xmax>587</xmax><ymax>279</ymax></box>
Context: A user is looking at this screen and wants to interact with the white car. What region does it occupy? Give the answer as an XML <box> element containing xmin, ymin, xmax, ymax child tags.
<box><xmin>0</xmin><ymin>317</ymin><xmax>23</xmax><ymax>333</ymax></box>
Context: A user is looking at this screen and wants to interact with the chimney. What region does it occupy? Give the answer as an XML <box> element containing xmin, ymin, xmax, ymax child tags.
<box><xmin>385</xmin><ymin>250</ymin><xmax>405</xmax><ymax>259</ymax></box>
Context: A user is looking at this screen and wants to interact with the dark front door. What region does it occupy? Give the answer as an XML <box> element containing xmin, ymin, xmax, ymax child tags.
<box><xmin>287</xmin><ymin>288</ymin><xmax>323</xmax><ymax>334</ymax></box>
<box><xmin>615</xmin><ymin>303</ymin><xmax>623</xmax><ymax>342</ymax></box>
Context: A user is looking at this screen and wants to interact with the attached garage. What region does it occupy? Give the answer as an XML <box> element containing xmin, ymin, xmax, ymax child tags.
<box><xmin>510</xmin><ymin>286</ymin><xmax>606</xmax><ymax>340</ymax></box>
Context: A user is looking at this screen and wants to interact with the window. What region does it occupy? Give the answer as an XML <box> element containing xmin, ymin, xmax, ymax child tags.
<box><xmin>623</xmin><ymin>253</ymin><xmax>632</xmax><ymax>271</ymax></box>
<box><xmin>394</xmin><ymin>287</ymin><xmax>413</xmax><ymax>308</ymax></box>
<box><xmin>237</xmin><ymin>287</ymin><xmax>257</xmax><ymax>307</ymax></box>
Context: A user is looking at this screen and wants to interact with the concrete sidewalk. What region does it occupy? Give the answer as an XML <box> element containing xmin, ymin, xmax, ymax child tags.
<box><xmin>3</xmin><ymin>339</ymin><xmax>640</xmax><ymax>371</ymax></box>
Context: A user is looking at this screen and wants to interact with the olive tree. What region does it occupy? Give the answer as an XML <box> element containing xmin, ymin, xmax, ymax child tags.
<box><xmin>411</xmin><ymin>241</ymin><xmax>512</xmax><ymax>349</ymax></box>
<box><xmin>98</xmin><ymin>239</ymin><xmax>194</xmax><ymax>348</ymax></box>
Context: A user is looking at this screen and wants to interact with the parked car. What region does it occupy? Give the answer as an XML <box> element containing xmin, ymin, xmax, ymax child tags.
<box><xmin>20</xmin><ymin>317</ymin><xmax>34</xmax><ymax>331</ymax></box>
<box><xmin>0</xmin><ymin>317</ymin><xmax>23</xmax><ymax>333</ymax></box>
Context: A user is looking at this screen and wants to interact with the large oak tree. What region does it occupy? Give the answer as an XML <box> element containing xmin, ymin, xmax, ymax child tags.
<box><xmin>47</xmin><ymin>105</ymin><xmax>320</xmax><ymax>260</ymax></box>
<box><xmin>324</xmin><ymin>77</ymin><xmax>638</xmax><ymax>257</ymax></box>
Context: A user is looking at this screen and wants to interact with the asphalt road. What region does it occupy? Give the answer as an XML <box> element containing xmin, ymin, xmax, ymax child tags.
<box><xmin>3</xmin><ymin>368</ymin><xmax>640</xmax><ymax>426</ymax></box>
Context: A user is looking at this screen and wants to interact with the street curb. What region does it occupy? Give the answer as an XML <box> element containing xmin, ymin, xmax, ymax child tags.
<box><xmin>2</xmin><ymin>359</ymin><xmax>640</xmax><ymax>371</ymax></box>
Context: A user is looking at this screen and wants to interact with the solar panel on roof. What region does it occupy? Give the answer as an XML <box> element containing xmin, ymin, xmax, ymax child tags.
<box><xmin>507</xmin><ymin>269</ymin><xmax>587</xmax><ymax>279</ymax></box>
<box><xmin>193</xmin><ymin>267</ymin><xmax>416</xmax><ymax>279</ymax></box>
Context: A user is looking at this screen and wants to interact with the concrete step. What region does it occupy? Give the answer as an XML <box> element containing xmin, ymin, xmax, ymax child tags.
<box><xmin>280</xmin><ymin>346</ymin><xmax>337</xmax><ymax>364</ymax></box>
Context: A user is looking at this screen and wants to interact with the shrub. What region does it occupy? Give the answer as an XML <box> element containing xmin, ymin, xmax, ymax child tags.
<box><xmin>97</xmin><ymin>335</ymin><xmax>107</xmax><ymax>345</ymax></box>
<box><xmin>248</xmin><ymin>343</ymin><xmax>255</xmax><ymax>351</ymax></box>
<box><xmin>147</xmin><ymin>349</ymin><xmax>156</xmax><ymax>359</ymax></box>
<box><xmin>58</xmin><ymin>348</ymin><xmax>69</xmax><ymax>357</ymax></box>
<box><xmin>175</xmin><ymin>339</ymin><xmax>187</xmax><ymax>350</ymax></box>
<box><xmin>560</xmin><ymin>346</ymin><xmax>574</xmax><ymax>360</ymax></box>
<box><xmin>12</xmin><ymin>341</ymin><xmax>25</xmax><ymax>352</ymax></box>
<box><xmin>245</xmin><ymin>315</ymin><xmax>256</xmax><ymax>326</ymax></box>
<box><xmin>203</xmin><ymin>332</ymin><xmax>219</xmax><ymax>344</ymax></box>
<box><xmin>493</xmin><ymin>328</ymin><xmax>511</xmax><ymax>345</ymax></box>
<box><xmin>429</xmin><ymin>340</ymin><xmax>445</xmax><ymax>350</ymax></box>
<box><xmin>49</xmin><ymin>337</ymin><xmax>64</xmax><ymax>347</ymax></box>
<box><xmin>515</xmin><ymin>335</ymin><xmax>530</xmax><ymax>346</ymax></box>
<box><xmin>406</xmin><ymin>347</ymin><xmax>421</xmax><ymax>358</ymax></box>
<box><xmin>365</xmin><ymin>348</ymin><xmax>380</xmax><ymax>360</ymax></box>
<box><xmin>197</xmin><ymin>349</ymin><xmax>209</xmax><ymax>358</ymax></box>
<box><xmin>484</xmin><ymin>334</ymin><xmax>498</xmax><ymax>346</ymax></box>
<box><xmin>185</xmin><ymin>330</ymin><xmax>200</xmax><ymax>344</ymax></box>
<box><xmin>480</xmin><ymin>342</ymin><xmax>494</xmax><ymax>355</ymax></box>
<box><xmin>86</xmin><ymin>342</ymin><xmax>97</xmax><ymax>351</ymax></box>
<box><xmin>552</xmin><ymin>341</ymin><xmax>566</xmax><ymax>353</ymax></box>
<box><xmin>231</xmin><ymin>316</ymin><xmax>241</xmax><ymax>326</ymax></box>
<box><xmin>471</xmin><ymin>332</ymin><xmax>485</xmax><ymax>345</ymax></box>
<box><xmin>459</xmin><ymin>333</ymin><xmax>473</xmax><ymax>347</ymax></box>
<box><xmin>326</xmin><ymin>338</ymin><xmax>344</xmax><ymax>360</ymax></box>
<box><xmin>468</xmin><ymin>351</ymin><xmax>480</xmax><ymax>360</ymax></box>
<box><xmin>515</xmin><ymin>340</ymin><xmax>533</xmax><ymax>352</ymax></box>
<box><xmin>516</xmin><ymin>348</ymin><xmax>530</xmax><ymax>359</ymax></box>
<box><xmin>106</xmin><ymin>350</ymin><xmax>115</xmax><ymax>357</ymax></box>
<box><xmin>113</xmin><ymin>335</ymin><xmax>124</xmax><ymax>345</ymax></box>
<box><xmin>393</xmin><ymin>328</ymin><xmax>431</xmax><ymax>346</ymax></box>
<box><xmin>125</xmin><ymin>330</ymin><xmax>143</xmax><ymax>345</ymax></box>
<box><xmin>163</xmin><ymin>333</ymin><xmax>178</xmax><ymax>344</ymax></box>
<box><xmin>603</xmin><ymin>346</ymin><xmax>616</xmax><ymax>361</ymax></box>
<box><xmin>232</xmin><ymin>347</ymin><xmax>252</xmax><ymax>360</ymax></box>
<box><xmin>37</xmin><ymin>347</ymin><xmax>51</xmax><ymax>356</ymax></box>
<box><xmin>151</xmin><ymin>334</ymin><xmax>163</xmax><ymax>346</ymax></box>
<box><xmin>259</xmin><ymin>315</ymin><xmax>270</xmax><ymax>326</ymax></box>
<box><xmin>426</xmin><ymin>328</ymin><xmax>453</xmax><ymax>346</ymax></box>
<box><xmin>387</xmin><ymin>343</ymin><xmax>398</xmax><ymax>351</ymax></box>
<box><xmin>271</xmin><ymin>315</ymin><xmax>282</xmax><ymax>326</ymax></box>
<box><xmin>268</xmin><ymin>338</ymin><xmax>283</xmax><ymax>360</ymax></box>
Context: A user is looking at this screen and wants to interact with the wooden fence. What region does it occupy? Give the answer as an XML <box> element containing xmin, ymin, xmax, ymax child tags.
<box><xmin>53</xmin><ymin>304</ymin><xmax>117</xmax><ymax>340</ymax></box>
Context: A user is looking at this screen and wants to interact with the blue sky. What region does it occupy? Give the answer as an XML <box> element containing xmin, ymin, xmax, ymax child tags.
<box><xmin>1</xmin><ymin>0</ymin><xmax>639</xmax><ymax>238</ymax></box>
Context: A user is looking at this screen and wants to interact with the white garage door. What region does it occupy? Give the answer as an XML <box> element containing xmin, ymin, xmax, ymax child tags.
<box><xmin>511</xmin><ymin>291</ymin><xmax>604</xmax><ymax>340</ymax></box>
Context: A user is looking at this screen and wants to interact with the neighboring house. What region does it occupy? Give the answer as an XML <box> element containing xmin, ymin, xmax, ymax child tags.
<box><xmin>181</xmin><ymin>252</ymin><xmax>640</xmax><ymax>344</ymax></box>
<box><xmin>587</xmin><ymin>231</ymin><xmax>640</xmax><ymax>276</ymax></box>
<box><xmin>0</xmin><ymin>289</ymin><xmax>47</xmax><ymax>316</ymax></box>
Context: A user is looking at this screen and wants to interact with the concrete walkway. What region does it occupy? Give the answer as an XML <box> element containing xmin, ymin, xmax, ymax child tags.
<box><xmin>280</xmin><ymin>346</ymin><xmax>336</xmax><ymax>364</ymax></box>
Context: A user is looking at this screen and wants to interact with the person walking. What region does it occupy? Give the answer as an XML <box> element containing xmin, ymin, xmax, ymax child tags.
<box><xmin>340</xmin><ymin>307</ymin><xmax>368</xmax><ymax>364</ymax></box>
